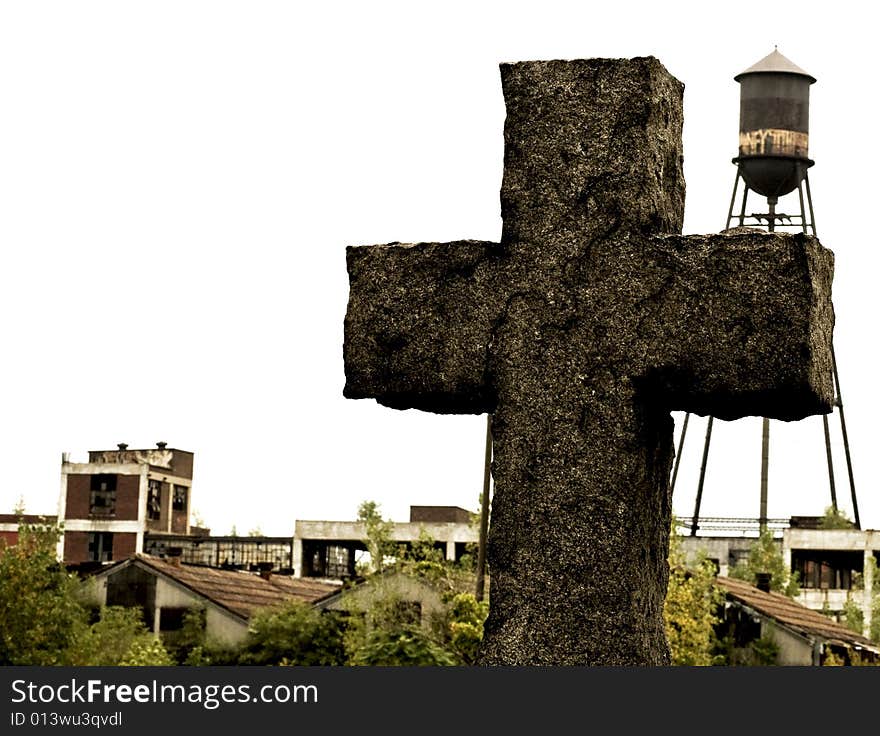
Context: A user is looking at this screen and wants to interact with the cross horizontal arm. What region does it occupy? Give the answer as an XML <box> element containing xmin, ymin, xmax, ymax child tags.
<box><xmin>621</xmin><ymin>229</ymin><xmax>835</xmax><ymax>420</ymax></box>
<box><xmin>343</xmin><ymin>239</ymin><xmax>501</xmax><ymax>414</ymax></box>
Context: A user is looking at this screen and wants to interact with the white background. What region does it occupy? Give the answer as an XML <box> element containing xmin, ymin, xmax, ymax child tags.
<box><xmin>1</xmin><ymin>1</ymin><xmax>876</xmax><ymax>536</ymax></box>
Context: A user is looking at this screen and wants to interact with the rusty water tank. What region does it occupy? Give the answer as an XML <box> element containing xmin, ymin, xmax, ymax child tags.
<box><xmin>734</xmin><ymin>48</ymin><xmax>816</xmax><ymax>199</ymax></box>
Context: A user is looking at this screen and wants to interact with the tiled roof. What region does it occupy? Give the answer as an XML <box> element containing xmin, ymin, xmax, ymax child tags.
<box><xmin>716</xmin><ymin>576</ymin><xmax>879</xmax><ymax>652</ymax></box>
<box><xmin>128</xmin><ymin>555</ymin><xmax>341</xmax><ymax>621</ymax></box>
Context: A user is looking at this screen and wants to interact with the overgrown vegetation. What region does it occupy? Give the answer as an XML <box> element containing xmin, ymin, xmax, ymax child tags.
<box><xmin>663</xmin><ymin>521</ymin><xmax>725</xmax><ymax>665</ymax></box>
<box><xmin>842</xmin><ymin>556</ymin><xmax>880</xmax><ymax>643</ymax></box>
<box><xmin>239</xmin><ymin>601</ymin><xmax>347</xmax><ymax>665</ymax></box>
<box><xmin>9</xmin><ymin>503</ymin><xmax>849</xmax><ymax>667</ymax></box>
<box><xmin>0</xmin><ymin>520</ymin><xmax>172</xmax><ymax>666</ymax></box>
<box><xmin>337</xmin><ymin>501</ymin><xmax>487</xmax><ymax>665</ymax></box>
<box><xmin>819</xmin><ymin>505</ymin><xmax>855</xmax><ymax>530</ymax></box>
<box><xmin>729</xmin><ymin>528</ymin><xmax>800</xmax><ymax>597</ymax></box>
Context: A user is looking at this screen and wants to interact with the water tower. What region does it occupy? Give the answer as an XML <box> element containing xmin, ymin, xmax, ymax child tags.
<box><xmin>674</xmin><ymin>49</ymin><xmax>861</xmax><ymax>536</ymax></box>
<box><xmin>726</xmin><ymin>47</ymin><xmax>816</xmax><ymax>232</ymax></box>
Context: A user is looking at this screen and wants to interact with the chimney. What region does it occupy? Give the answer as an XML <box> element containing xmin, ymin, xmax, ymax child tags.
<box><xmin>117</xmin><ymin>443</ymin><xmax>128</xmax><ymax>450</ymax></box>
<box><xmin>167</xmin><ymin>547</ymin><xmax>183</xmax><ymax>567</ymax></box>
<box><xmin>156</xmin><ymin>441</ymin><xmax>167</xmax><ymax>450</ymax></box>
<box><xmin>755</xmin><ymin>572</ymin><xmax>772</xmax><ymax>593</ymax></box>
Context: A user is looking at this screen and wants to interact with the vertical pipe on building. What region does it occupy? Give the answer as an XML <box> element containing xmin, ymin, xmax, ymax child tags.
<box><xmin>292</xmin><ymin>536</ymin><xmax>303</xmax><ymax>578</ymax></box>
<box><xmin>136</xmin><ymin>465</ymin><xmax>149</xmax><ymax>557</ymax></box>
<box><xmin>445</xmin><ymin>540</ymin><xmax>455</xmax><ymax>562</ymax></box>
<box><xmin>57</xmin><ymin>459</ymin><xmax>70</xmax><ymax>562</ymax></box>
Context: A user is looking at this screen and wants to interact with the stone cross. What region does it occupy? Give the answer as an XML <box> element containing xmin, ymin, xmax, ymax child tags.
<box><xmin>343</xmin><ymin>57</ymin><xmax>834</xmax><ymax>665</ymax></box>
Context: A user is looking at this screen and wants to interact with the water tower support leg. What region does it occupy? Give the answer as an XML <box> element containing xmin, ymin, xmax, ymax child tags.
<box><xmin>832</xmin><ymin>344</ymin><xmax>860</xmax><ymax>529</ymax></box>
<box><xmin>797</xmin><ymin>179</ymin><xmax>808</xmax><ymax>234</ymax></box>
<box><xmin>726</xmin><ymin>171</ymin><xmax>741</xmax><ymax>229</ymax></box>
<box><xmin>670</xmin><ymin>412</ymin><xmax>690</xmax><ymax>493</ymax></box>
<box><xmin>691</xmin><ymin>416</ymin><xmax>714</xmax><ymax>536</ymax></box>
<box><xmin>760</xmin><ymin>417</ymin><xmax>770</xmax><ymax>533</ymax></box>
<box><xmin>823</xmin><ymin>413</ymin><xmax>838</xmax><ymax>513</ymax></box>
<box><xmin>804</xmin><ymin>170</ymin><xmax>817</xmax><ymax>236</ymax></box>
<box><xmin>738</xmin><ymin>182</ymin><xmax>750</xmax><ymax>227</ymax></box>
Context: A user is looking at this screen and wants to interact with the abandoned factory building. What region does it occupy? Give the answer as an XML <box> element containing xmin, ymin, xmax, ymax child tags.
<box><xmin>58</xmin><ymin>443</ymin><xmax>203</xmax><ymax>565</ymax></box>
<box><xmin>679</xmin><ymin>517</ymin><xmax>880</xmax><ymax>640</ymax></box>
<box><xmin>84</xmin><ymin>554</ymin><xmax>339</xmax><ymax>647</ymax></box>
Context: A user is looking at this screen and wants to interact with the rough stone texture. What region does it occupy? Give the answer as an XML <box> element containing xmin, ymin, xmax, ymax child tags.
<box><xmin>342</xmin><ymin>57</ymin><xmax>835</xmax><ymax>665</ymax></box>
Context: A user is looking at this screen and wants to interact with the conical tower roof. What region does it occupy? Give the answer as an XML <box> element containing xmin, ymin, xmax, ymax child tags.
<box><xmin>734</xmin><ymin>48</ymin><xmax>816</xmax><ymax>83</ymax></box>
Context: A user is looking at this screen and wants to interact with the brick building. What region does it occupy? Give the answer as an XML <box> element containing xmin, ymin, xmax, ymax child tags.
<box><xmin>59</xmin><ymin>443</ymin><xmax>196</xmax><ymax>565</ymax></box>
<box><xmin>0</xmin><ymin>514</ymin><xmax>58</xmax><ymax>548</ymax></box>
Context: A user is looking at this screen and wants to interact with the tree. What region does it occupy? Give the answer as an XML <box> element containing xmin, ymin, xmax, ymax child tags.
<box><xmin>239</xmin><ymin>600</ymin><xmax>346</xmax><ymax>665</ymax></box>
<box><xmin>447</xmin><ymin>592</ymin><xmax>489</xmax><ymax>664</ymax></box>
<box><xmin>357</xmin><ymin>500</ymin><xmax>395</xmax><ymax>574</ymax></box>
<box><xmin>120</xmin><ymin>637</ymin><xmax>174</xmax><ymax>666</ymax></box>
<box><xmin>842</xmin><ymin>556</ymin><xmax>880</xmax><ymax>643</ymax></box>
<box><xmin>0</xmin><ymin>518</ymin><xmax>175</xmax><ymax>666</ymax></box>
<box><xmin>819</xmin><ymin>505</ymin><xmax>855</xmax><ymax>530</ymax></box>
<box><xmin>729</xmin><ymin>528</ymin><xmax>800</xmax><ymax>597</ymax></box>
<box><xmin>165</xmin><ymin>606</ymin><xmax>210</xmax><ymax>664</ymax></box>
<box><xmin>341</xmin><ymin>579</ymin><xmax>464</xmax><ymax>666</ymax></box>
<box><xmin>347</xmin><ymin>627</ymin><xmax>458</xmax><ymax>666</ymax></box>
<box><xmin>0</xmin><ymin>521</ymin><xmax>87</xmax><ymax>665</ymax></box>
<box><xmin>67</xmin><ymin>606</ymin><xmax>173</xmax><ymax>666</ymax></box>
<box><xmin>191</xmin><ymin>508</ymin><xmax>207</xmax><ymax>529</ymax></box>
<box><xmin>664</xmin><ymin>521</ymin><xmax>724</xmax><ymax>665</ymax></box>
<box><xmin>340</xmin><ymin>507</ymin><xmax>486</xmax><ymax>665</ymax></box>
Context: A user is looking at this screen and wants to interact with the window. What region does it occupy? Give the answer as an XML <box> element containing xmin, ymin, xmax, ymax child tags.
<box><xmin>791</xmin><ymin>549</ymin><xmax>861</xmax><ymax>590</ymax></box>
<box><xmin>87</xmin><ymin>532</ymin><xmax>114</xmax><ymax>562</ymax></box>
<box><xmin>173</xmin><ymin>486</ymin><xmax>188</xmax><ymax>511</ymax></box>
<box><xmin>159</xmin><ymin>607</ymin><xmax>188</xmax><ymax>632</ymax></box>
<box><xmin>147</xmin><ymin>480</ymin><xmax>161</xmax><ymax>521</ymax></box>
<box><xmin>89</xmin><ymin>475</ymin><xmax>116</xmax><ymax>516</ymax></box>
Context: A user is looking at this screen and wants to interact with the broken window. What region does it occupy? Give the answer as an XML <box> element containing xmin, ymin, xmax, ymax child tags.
<box><xmin>173</xmin><ymin>486</ymin><xmax>188</xmax><ymax>511</ymax></box>
<box><xmin>87</xmin><ymin>532</ymin><xmax>114</xmax><ymax>562</ymax></box>
<box><xmin>791</xmin><ymin>549</ymin><xmax>862</xmax><ymax>589</ymax></box>
<box><xmin>89</xmin><ymin>475</ymin><xmax>117</xmax><ymax>516</ymax></box>
<box><xmin>158</xmin><ymin>607</ymin><xmax>188</xmax><ymax>632</ymax></box>
<box><xmin>147</xmin><ymin>479</ymin><xmax>161</xmax><ymax>521</ymax></box>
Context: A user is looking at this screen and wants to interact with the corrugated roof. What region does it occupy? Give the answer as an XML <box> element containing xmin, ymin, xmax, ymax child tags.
<box><xmin>735</xmin><ymin>48</ymin><xmax>816</xmax><ymax>83</ymax></box>
<box><xmin>716</xmin><ymin>576</ymin><xmax>878</xmax><ymax>652</ymax></box>
<box><xmin>126</xmin><ymin>555</ymin><xmax>341</xmax><ymax>620</ymax></box>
